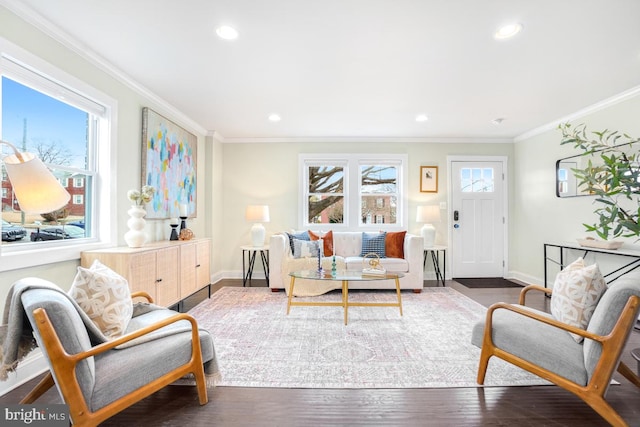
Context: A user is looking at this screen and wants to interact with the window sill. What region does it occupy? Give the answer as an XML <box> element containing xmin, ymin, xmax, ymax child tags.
<box><xmin>0</xmin><ymin>239</ymin><xmax>111</xmax><ymax>272</ymax></box>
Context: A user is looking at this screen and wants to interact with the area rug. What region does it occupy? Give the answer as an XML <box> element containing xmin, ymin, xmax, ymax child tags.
<box><xmin>454</xmin><ymin>277</ymin><xmax>523</xmax><ymax>288</ymax></box>
<box><xmin>188</xmin><ymin>287</ymin><xmax>549</xmax><ymax>388</ymax></box>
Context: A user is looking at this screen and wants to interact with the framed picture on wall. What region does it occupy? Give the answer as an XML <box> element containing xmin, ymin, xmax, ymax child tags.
<box><xmin>420</xmin><ymin>166</ymin><xmax>438</xmax><ymax>193</ymax></box>
<box><xmin>141</xmin><ymin>107</ymin><xmax>197</xmax><ymax>219</ymax></box>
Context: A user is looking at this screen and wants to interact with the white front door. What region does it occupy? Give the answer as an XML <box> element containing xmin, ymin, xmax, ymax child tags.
<box><xmin>450</xmin><ymin>160</ymin><xmax>506</xmax><ymax>278</ymax></box>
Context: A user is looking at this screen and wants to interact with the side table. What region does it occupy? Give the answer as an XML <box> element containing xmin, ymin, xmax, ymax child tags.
<box><xmin>241</xmin><ymin>245</ymin><xmax>269</xmax><ymax>287</ymax></box>
<box><xmin>423</xmin><ymin>245</ymin><xmax>446</xmax><ymax>287</ymax></box>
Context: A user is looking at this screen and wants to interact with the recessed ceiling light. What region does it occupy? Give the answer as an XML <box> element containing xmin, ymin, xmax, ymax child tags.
<box><xmin>268</xmin><ymin>114</ymin><xmax>281</xmax><ymax>122</ymax></box>
<box><xmin>494</xmin><ymin>23</ymin><xmax>523</xmax><ymax>39</ymax></box>
<box><xmin>415</xmin><ymin>114</ymin><xmax>428</xmax><ymax>122</ymax></box>
<box><xmin>216</xmin><ymin>25</ymin><xmax>238</xmax><ymax>40</ymax></box>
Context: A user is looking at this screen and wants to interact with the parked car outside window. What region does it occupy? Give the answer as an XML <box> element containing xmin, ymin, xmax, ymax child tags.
<box><xmin>30</xmin><ymin>225</ymin><xmax>85</xmax><ymax>241</ymax></box>
<box><xmin>1</xmin><ymin>220</ymin><xmax>27</xmax><ymax>242</ymax></box>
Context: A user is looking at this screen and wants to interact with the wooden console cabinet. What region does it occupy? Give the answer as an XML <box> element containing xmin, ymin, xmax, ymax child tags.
<box><xmin>81</xmin><ymin>238</ymin><xmax>211</xmax><ymax>307</ymax></box>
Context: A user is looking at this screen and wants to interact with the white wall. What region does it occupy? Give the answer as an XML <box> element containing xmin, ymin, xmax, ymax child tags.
<box><xmin>512</xmin><ymin>94</ymin><xmax>640</xmax><ymax>285</ymax></box>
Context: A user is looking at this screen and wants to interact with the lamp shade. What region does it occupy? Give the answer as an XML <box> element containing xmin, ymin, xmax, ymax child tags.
<box><xmin>245</xmin><ymin>205</ymin><xmax>270</xmax><ymax>223</ymax></box>
<box><xmin>3</xmin><ymin>150</ymin><xmax>70</xmax><ymax>214</ymax></box>
<box><xmin>416</xmin><ymin>205</ymin><xmax>441</xmax><ymax>223</ymax></box>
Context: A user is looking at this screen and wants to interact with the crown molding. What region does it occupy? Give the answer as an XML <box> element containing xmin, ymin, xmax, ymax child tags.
<box><xmin>514</xmin><ymin>84</ymin><xmax>640</xmax><ymax>142</ymax></box>
<box><xmin>206</xmin><ymin>130</ymin><xmax>225</xmax><ymax>143</ymax></box>
<box><xmin>218</xmin><ymin>136</ymin><xmax>514</xmax><ymax>144</ymax></box>
<box><xmin>0</xmin><ymin>0</ymin><xmax>207</xmax><ymax>136</ymax></box>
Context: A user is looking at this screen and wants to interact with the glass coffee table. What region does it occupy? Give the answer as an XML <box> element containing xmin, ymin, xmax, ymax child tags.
<box><xmin>287</xmin><ymin>270</ymin><xmax>404</xmax><ymax>325</ymax></box>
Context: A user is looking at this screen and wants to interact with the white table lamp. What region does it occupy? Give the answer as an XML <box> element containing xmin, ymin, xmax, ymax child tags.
<box><xmin>246</xmin><ymin>205</ymin><xmax>270</xmax><ymax>247</ymax></box>
<box><xmin>416</xmin><ymin>205</ymin><xmax>441</xmax><ymax>248</ymax></box>
<box><xmin>2</xmin><ymin>139</ymin><xmax>70</xmax><ymax>213</ymax></box>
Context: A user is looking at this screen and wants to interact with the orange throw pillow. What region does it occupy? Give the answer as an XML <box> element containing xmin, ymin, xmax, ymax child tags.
<box><xmin>308</xmin><ymin>230</ymin><xmax>334</xmax><ymax>256</ymax></box>
<box><xmin>385</xmin><ymin>231</ymin><xmax>406</xmax><ymax>259</ymax></box>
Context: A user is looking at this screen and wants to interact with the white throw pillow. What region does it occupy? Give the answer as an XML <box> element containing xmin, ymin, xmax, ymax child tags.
<box><xmin>550</xmin><ymin>257</ymin><xmax>607</xmax><ymax>343</ymax></box>
<box><xmin>293</xmin><ymin>239</ymin><xmax>320</xmax><ymax>259</ymax></box>
<box><xmin>69</xmin><ymin>259</ymin><xmax>133</xmax><ymax>338</ymax></box>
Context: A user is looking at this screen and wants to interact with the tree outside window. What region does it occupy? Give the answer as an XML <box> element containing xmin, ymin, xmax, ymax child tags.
<box><xmin>308</xmin><ymin>165</ymin><xmax>344</xmax><ymax>224</ymax></box>
<box><xmin>302</xmin><ymin>155</ymin><xmax>406</xmax><ymax>229</ymax></box>
<box><xmin>360</xmin><ymin>164</ymin><xmax>397</xmax><ymax>225</ymax></box>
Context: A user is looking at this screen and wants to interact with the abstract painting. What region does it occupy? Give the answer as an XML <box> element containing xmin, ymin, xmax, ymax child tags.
<box><xmin>141</xmin><ymin>107</ymin><xmax>197</xmax><ymax>219</ymax></box>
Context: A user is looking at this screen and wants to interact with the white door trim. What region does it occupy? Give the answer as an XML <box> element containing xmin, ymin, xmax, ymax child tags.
<box><xmin>446</xmin><ymin>155</ymin><xmax>509</xmax><ymax>278</ymax></box>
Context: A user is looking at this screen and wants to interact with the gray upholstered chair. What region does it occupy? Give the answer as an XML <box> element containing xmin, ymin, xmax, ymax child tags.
<box><xmin>14</xmin><ymin>278</ymin><xmax>216</xmax><ymax>427</ymax></box>
<box><xmin>471</xmin><ymin>278</ymin><xmax>640</xmax><ymax>427</ymax></box>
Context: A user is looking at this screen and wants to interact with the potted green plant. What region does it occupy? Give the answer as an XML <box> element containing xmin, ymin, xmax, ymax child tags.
<box><xmin>559</xmin><ymin>123</ymin><xmax>640</xmax><ymax>240</ymax></box>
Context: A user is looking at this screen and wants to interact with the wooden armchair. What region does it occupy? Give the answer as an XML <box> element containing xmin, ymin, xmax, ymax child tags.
<box><xmin>471</xmin><ymin>280</ymin><xmax>640</xmax><ymax>427</ymax></box>
<box><xmin>18</xmin><ymin>282</ymin><xmax>215</xmax><ymax>427</ymax></box>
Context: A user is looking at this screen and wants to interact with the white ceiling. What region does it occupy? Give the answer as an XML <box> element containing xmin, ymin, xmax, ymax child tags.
<box><xmin>5</xmin><ymin>0</ymin><xmax>640</xmax><ymax>142</ymax></box>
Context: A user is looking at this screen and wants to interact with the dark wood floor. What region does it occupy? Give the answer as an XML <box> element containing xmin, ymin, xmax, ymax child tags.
<box><xmin>3</xmin><ymin>280</ymin><xmax>640</xmax><ymax>426</ymax></box>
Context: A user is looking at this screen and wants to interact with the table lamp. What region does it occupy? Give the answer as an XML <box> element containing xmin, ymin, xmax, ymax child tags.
<box><xmin>245</xmin><ymin>205</ymin><xmax>270</xmax><ymax>247</ymax></box>
<box><xmin>416</xmin><ymin>205</ymin><xmax>441</xmax><ymax>248</ymax></box>
<box><xmin>2</xmin><ymin>139</ymin><xmax>70</xmax><ymax>213</ymax></box>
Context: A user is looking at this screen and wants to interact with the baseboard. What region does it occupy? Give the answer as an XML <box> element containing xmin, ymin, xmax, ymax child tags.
<box><xmin>507</xmin><ymin>270</ymin><xmax>540</xmax><ymax>287</ymax></box>
<box><xmin>0</xmin><ymin>348</ymin><xmax>48</xmax><ymax>397</ymax></box>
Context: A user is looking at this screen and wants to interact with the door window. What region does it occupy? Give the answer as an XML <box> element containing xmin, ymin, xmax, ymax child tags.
<box><xmin>460</xmin><ymin>168</ymin><xmax>495</xmax><ymax>192</ymax></box>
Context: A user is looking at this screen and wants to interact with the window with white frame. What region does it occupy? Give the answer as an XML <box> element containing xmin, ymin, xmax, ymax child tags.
<box><xmin>360</xmin><ymin>163</ymin><xmax>399</xmax><ymax>225</ymax></box>
<box><xmin>0</xmin><ymin>39</ymin><xmax>115</xmax><ymax>269</ymax></box>
<box><xmin>305</xmin><ymin>162</ymin><xmax>345</xmax><ymax>224</ymax></box>
<box><xmin>300</xmin><ymin>154</ymin><xmax>407</xmax><ymax>229</ymax></box>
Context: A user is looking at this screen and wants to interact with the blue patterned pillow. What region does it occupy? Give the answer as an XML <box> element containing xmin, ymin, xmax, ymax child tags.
<box><xmin>360</xmin><ymin>232</ymin><xmax>387</xmax><ymax>258</ymax></box>
<box><xmin>286</xmin><ymin>231</ymin><xmax>310</xmax><ymax>253</ymax></box>
<box><xmin>293</xmin><ymin>240</ymin><xmax>320</xmax><ymax>259</ymax></box>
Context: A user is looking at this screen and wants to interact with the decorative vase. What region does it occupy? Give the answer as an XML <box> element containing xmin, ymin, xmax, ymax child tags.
<box><xmin>124</xmin><ymin>205</ymin><xmax>147</xmax><ymax>248</ymax></box>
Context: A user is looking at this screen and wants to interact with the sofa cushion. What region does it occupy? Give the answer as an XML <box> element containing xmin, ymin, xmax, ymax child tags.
<box><xmin>69</xmin><ymin>259</ymin><xmax>133</xmax><ymax>339</ymax></box>
<box><xmin>332</xmin><ymin>232</ymin><xmax>363</xmax><ymax>257</ymax></box>
<box><xmin>360</xmin><ymin>232</ymin><xmax>386</xmax><ymax>257</ymax></box>
<box><xmin>309</xmin><ymin>230</ymin><xmax>334</xmax><ymax>256</ymax></box>
<box><xmin>293</xmin><ymin>239</ymin><xmax>320</xmax><ymax>259</ymax></box>
<box><xmin>550</xmin><ymin>257</ymin><xmax>606</xmax><ymax>343</ymax></box>
<box><xmin>385</xmin><ymin>231</ymin><xmax>406</xmax><ymax>259</ymax></box>
<box><xmin>286</xmin><ymin>231</ymin><xmax>310</xmax><ymax>253</ymax></box>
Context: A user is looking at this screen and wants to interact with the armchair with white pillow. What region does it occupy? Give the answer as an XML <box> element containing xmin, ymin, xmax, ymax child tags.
<box><xmin>472</xmin><ymin>258</ymin><xmax>640</xmax><ymax>427</ymax></box>
<box><xmin>0</xmin><ymin>261</ymin><xmax>219</xmax><ymax>427</ymax></box>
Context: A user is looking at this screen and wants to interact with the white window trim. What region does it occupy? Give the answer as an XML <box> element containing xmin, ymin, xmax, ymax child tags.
<box><xmin>299</xmin><ymin>153</ymin><xmax>408</xmax><ymax>231</ymax></box>
<box><xmin>0</xmin><ymin>37</ymin><xmax>117</xmax><ymax>272</ymax></box>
